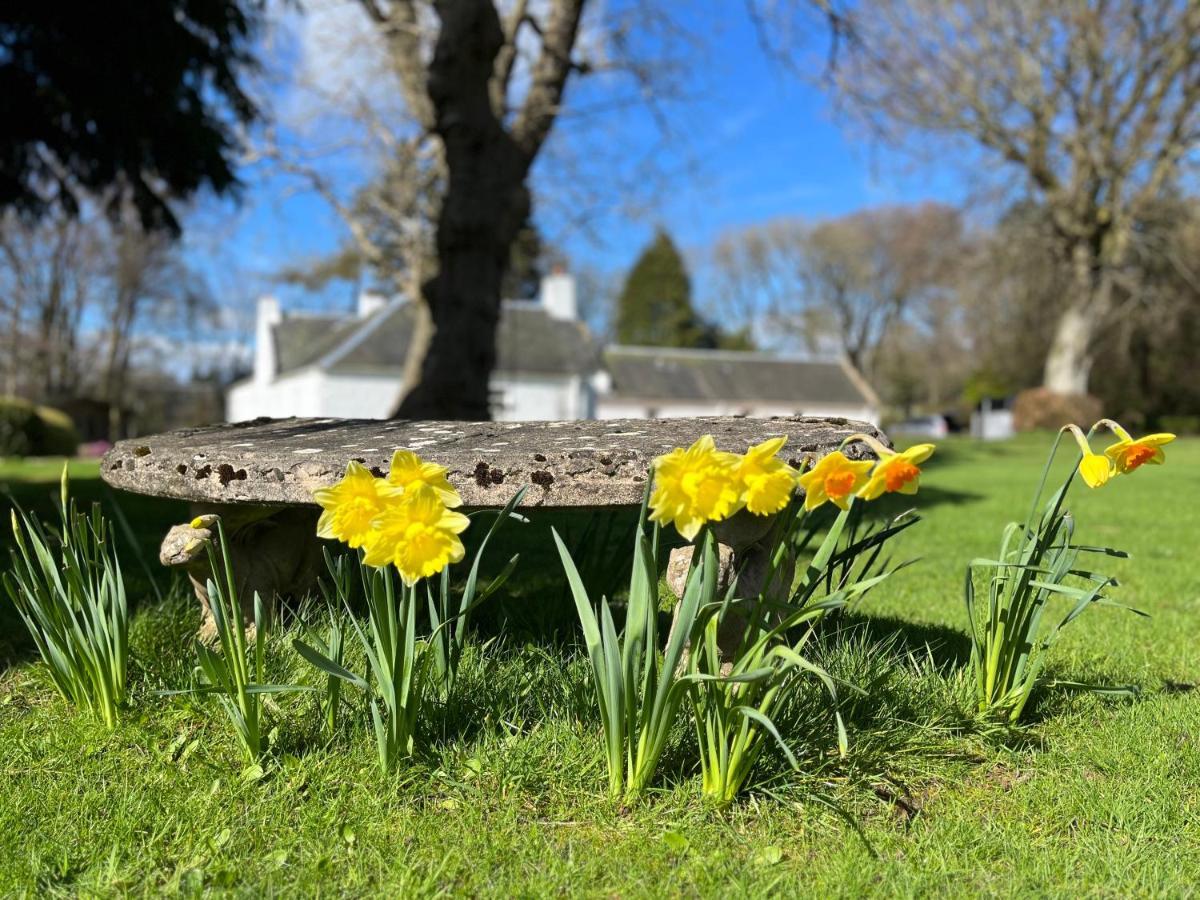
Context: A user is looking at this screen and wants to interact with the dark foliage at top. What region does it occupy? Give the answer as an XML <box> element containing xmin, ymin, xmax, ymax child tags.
<box><xmin>0</xmin><ymin>1</ymin><xmax>263</xmax><ymax>234</ymax></box>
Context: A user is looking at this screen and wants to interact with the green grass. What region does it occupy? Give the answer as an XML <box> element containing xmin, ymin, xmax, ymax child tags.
<box><xmin>1</xmin><ymin>438</ymin><xmax>1199</xmax><ymax>896</ymax></box>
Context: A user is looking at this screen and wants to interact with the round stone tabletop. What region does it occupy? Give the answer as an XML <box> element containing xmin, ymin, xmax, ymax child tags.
<box><xmin>101</xmin><ymin>416</ymin><xmax>887</xmax><ymax>508</ymax></box>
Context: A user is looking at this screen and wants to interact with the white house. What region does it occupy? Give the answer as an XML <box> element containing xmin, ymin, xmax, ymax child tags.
<box><xmin>227</xmin><ymin>273</ymin><xmax>880</xmax><ymax>424</ymax></box>
<box><xmin>226</xmin><ymin>272</ymin><xmax>600</xmax><ymax>422</ymax></box>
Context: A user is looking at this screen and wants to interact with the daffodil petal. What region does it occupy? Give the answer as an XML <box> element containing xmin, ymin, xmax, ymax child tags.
<box><xmin>1141</xmin><ymin>433</ymin><xmax>1176</xmax><ymax>447</ymax></box>
<box><xmin>856</xmin><ymin>474</ymin><xmax>886</xmax><ymax>502</ymax></box>
<box><xmin>1078</xmin><ymin>454</ymin><xmax>1112</xmax><ymax>488</ymax></box>
<box><xmin>902</xmin><ymin>443</ymin><xmax>935</xmax><ymax>465</ymax></box>
<box><xmin>1102</xmin><ymin>441</ymin><xmax>1130</xmax><ymax>462</ymax></box>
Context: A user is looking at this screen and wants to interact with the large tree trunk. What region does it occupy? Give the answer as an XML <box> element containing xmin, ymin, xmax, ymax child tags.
<box><xmin>1042</xmin><ymin>241</ymin><xmax>1112</xmax><ymax>395</ymax></box>
<box><xmin>394</xmin><ymin>1</ymin><xmax>529</xmax><ymax>421</ymax></box>
<box><xmin>1042</xmin><ymin>302</ymin><xmax>1097</xmax><ymax>394</ymax></box>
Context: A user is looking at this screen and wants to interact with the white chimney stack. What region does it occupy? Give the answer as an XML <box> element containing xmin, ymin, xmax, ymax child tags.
<box><xmin>357</xmin><ymin>291</ymin><xmax>387</xmax><ymax>319</ymax></box>
<box><xmin>253</xmin><ymin>295</ymin><xmax>282</xmax><ymax>385</ymax></box>
<box><xmin>541</xmin><ymin>269</ymin><xmax>576</xmax><ymax>321</ymax></box>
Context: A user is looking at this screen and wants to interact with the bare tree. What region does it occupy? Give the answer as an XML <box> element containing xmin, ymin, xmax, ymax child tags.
<box><xmin>711</xmin><ymin>203</ymin><xmax>962</xmax><ymax>377</ymax></box>
<box><xmin>0</xmin><ymin>211</ymin><xmax>99</xmax><ymax>398</ymax></box>
<box><xmin>278</xmin><ymin>0</ymin><xmax>583</xmax><ymax>419</ymax></box>
<box><xmin>260</xmin><ymin>0</ymin><xmax>695</xmax><ymax>418</ymax></box>
<box><xmin>101</xmin><ymin>207</ymin><xmax>211</xmax><ymax>436</ymax></box>
<box><xmin>785</xmin><ymin>0</ymin><xmax>1200</xmax><ymax>395</ymax></box>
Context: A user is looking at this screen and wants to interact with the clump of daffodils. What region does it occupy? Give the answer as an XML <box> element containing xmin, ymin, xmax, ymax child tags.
<box><xmin>314</xmin><ymin>450</ymin><xmax>468</xmax><ymax>584</ymax></box>
<box><xmin>967</xmin><ymin>416</ymin><xmax>1174</xmax><ymax>724</ymax></box>
<box><xmin>649</xmin><ymin>433</ymin><xmax>934</xmax><ymax>539</ymax></box>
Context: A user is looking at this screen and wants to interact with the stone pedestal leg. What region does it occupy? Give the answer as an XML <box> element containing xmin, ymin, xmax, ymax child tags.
<box><xmin>664</xmin><ymin>511</ymin><xmax>796</xmax><ymax>673</ymax></box>
<box><xmin>159</xmin><ymin>504</ymin><xmax>325</xmax><ymax>640</ymax></box>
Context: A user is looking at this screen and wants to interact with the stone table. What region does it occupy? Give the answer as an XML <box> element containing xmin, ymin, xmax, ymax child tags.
<box><xmin>101</xmin><ymin>416</ymin><xmax>887</xmax><ymax>633</ymax></box>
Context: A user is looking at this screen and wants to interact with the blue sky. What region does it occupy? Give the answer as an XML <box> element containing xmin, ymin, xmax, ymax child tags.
<box><xmin>185</xmin><ymin>1</ymin><xmax>966</xmax><ymax>324</ymax></box>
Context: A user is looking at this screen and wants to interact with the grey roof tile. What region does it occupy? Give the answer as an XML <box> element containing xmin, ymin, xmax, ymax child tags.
<box><xmin>602</xmin><ymin>346</ymin><xmax>871</xmax><ymax>406</ymax></box>
<box><xmin>274</xmin><ymin>315</ymin><xmax>361</xmax><ymax>373</ymax></box>
<box><xmin>276</xmin><ymin>301</ymin><xmax>600</xmax><ymax>377</ymax></box>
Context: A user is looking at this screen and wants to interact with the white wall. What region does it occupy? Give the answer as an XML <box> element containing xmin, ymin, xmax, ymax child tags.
<box><xmin>229</xmin><ymin>370</ymin><xmax>592</xmax><ymax>422</ymax></box>
<box><xmin>230</xmin><ymin>371</ymin><xmax>875</xmax><ymax>425</ymax></box>
<box><xmin>971</xmin><ymin>408</ymin><xmax>1015</xmax><ymax>440</ymax></box>
<box><xmin>227</xmin><ymin>370</ymin><xmax>406</xmax><ymax>421</ymax></box>
<box><xmin>252</xmin><ymin>296</ymin><xmax>282</xmax><ymax>385</ymax></box>
<box><xmin>596</xmin><ymin>398</ymin><xmax>878</xmax><ymax>424</ymax></box>
<box><xmin>491</xmin><ymin>373</ymin><xmax>591</xmax><ymax>421</ymax></box>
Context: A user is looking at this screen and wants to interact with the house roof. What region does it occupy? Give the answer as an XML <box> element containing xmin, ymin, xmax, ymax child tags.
<box><xmin>273</xmin><ymin>300</ymin><xmax>599</xmax><ymax>378</ymax></box>
<box><xmin>260</xmin><ymin>301</ymin><xmax>877</xmax><ymax>411</ymax></box>
<box><xmin>274</xmin><ymin>315</ymin><xmax>361</xmax><ymax>373</ymax></box>
<box><xmin>602</xmin><ymin>346</ymin><xmax>877</xmax><ymax>408</ymax></box>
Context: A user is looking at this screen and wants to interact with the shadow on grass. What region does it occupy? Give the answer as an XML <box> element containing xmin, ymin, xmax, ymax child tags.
<box><xmin>1013</xmin><ymin>669</ymin><xmax>1145</xmax><ymax>730</ymax></box>
<box><xmin>829</xmin><ymin>611</ymin><xmax>973</xmax><ymax>670</ymax></box>
<box><xmin>869</xmin><ymin>484</ymin><xmax>985</xmax><ymax>518</ymax></box>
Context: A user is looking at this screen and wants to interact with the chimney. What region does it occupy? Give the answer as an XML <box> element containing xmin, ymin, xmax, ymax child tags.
<box><xmin>540</xmin><ymin>268</ymin><xmax>576</xmax><ymax>321</ymax></box>
<box><xmin>357</xmin><ymin>291</ymin><xmax>387</xmax><ymax>318</ymax></box>
<box><xmin>253</xmin><ymin>295</ymin><xmax>282</xmax><ymax>385</ymax></box>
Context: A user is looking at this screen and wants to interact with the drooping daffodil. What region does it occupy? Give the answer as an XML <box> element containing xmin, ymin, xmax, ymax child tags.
<box><xmin>1063</xmin><ymin>424</ymin><xmax>1113</xmax><ymax>488</ymax></box>
<box><xmin>1103</xmin><ymin>424</ymin><xmax>1176</xmax><ymax>475</ymax></box>
<box><xmin>797</xmin><ymin>450</ymin><xmax>874</xmax><ymax>511</ymax></box>
<box><xmin>857</xmin><ymin>444</ymin><xmax>935</xmax><ymax>501</ymax></box>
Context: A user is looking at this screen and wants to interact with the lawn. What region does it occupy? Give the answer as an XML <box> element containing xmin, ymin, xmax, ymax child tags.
<box><xmin>1</xmin><ymin>437</ymin><xmax>1198</xmax><ymax>896</ymax></box>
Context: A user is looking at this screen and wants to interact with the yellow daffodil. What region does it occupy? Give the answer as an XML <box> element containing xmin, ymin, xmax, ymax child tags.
<box><xmin>314</xmin><ymin>461</ymin><xmax>401</xmax><ymax>548</ymax></box>
<box><xmin>797</xmin><ymin>450</ymin><xmax>874</xmax><ymax>511</ymax></box>
<box><xmin>362</xmin><ymin>485</ymin><xmax>470</xmax><ymax>585</ymax></box>
<box><xmin>1103</xmin><ymin>425</ymin><xmax>1176</xmax><ymax>475</ymax></box>
<box><xmin>1078</xmin><ymin>452</ymin><xmax>1113</xmax><ymax>488</ymax></box>
<box><xmin>736</xmin><ymin>436</ymin><xmax>803</xmax><ymax>515</ymax></box>
<box><xmin>857</xmin><ymin>444</ymin><xmax>935</xmax><ymax>501</ymax></box>
<box><xmin>649</xmin><ymin>435</ymin><xmax>743</xmax><ymax>540</ymax></box>
<box><xmin>1062</xmin><ymin>424</ymin><xmax>1113</xmax><ymax>488</ymax></box>
<box><xmin>387</xmin><ymin>448</ymin><xmax>462</xmax><ymax>507</ymax></box>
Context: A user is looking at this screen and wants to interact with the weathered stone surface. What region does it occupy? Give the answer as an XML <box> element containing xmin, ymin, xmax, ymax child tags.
<box><xmin>101</xmin><ymin>415</ymin><xmax>886</xmax><ymax>508</ymax></box>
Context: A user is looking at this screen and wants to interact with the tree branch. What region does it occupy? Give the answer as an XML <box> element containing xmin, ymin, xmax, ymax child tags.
<box><xmin>490</xmin><ymin>0</ymin><xmax>529</xmax><ymax>118</ymax></box>
<box><xmin>511</xmin><ymin>0</ymin><xmax>586</xmax><ymax>163</ymax></box>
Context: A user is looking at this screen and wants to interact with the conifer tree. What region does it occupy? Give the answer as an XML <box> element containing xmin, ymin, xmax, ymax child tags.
<box><xmin>615</xmin><ymin>230</ymin><xmax>705</xmax><ymax>347</ymax></box>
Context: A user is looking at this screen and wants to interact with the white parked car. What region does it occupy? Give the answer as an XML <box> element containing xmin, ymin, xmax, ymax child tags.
<box><xmin>892</xmin><ymin>415</ymin><xmax>951</xmax><ymax>438</ymax></box>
